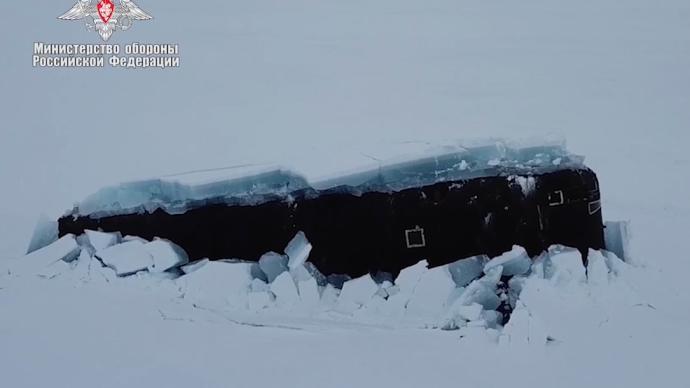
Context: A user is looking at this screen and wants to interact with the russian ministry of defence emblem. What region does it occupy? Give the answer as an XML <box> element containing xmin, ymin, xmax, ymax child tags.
<box><xmin>59</xmin><ymin>0</ymin><xmax>152</xmax><ymax>41</ymax></box>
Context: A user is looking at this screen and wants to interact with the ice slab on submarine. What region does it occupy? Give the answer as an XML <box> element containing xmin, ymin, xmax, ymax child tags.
<box><xmin>64</xmin><ymin>138</ymin><xmax>584</xmax><ymax>218</ymax></box>
<box><xmin>72</xmin><ymin>166</ymin><xmax>310</xmax><ymax>217</ymax></box>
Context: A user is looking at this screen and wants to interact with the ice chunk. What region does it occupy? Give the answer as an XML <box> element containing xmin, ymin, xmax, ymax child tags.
<box><xmin>289</xmin><ymin>264</ymin><xmax>312</xmax><ymax>283</ymax></box>
<box><xmin>85</xmin><ymin>230</ymin><xmax>120</xmax><ymax>251</ymax></box>
<box><xmin>604</xmin><ymin>221</ymin><xmax>631</xmax><ymax>262</ymax></box>
<box><xmin>326</xmin><ymin>274</ymin><xmax>351</xmax><ymax>289</ymax></box>
<box><xmin>586</xmin><ymin>249</ymin><xmax>609</xmax><ymax>286</ymax></box>
<box><xmin>601</xmin><ymin>251</ymin><xmax>628</xmax><ymax>277</ymax></box>
<box><xmin>72</xmin><ymin>167</ymin><xmax>310</xmax><ymax>218</ymax></box>
<box><xmin>15</xmin><ymin>234</ymin><xmax>81</xmax><ymax>275</ymax></box>
<box><xmin>297</xmin><ymin>277</ymin><xmax>320</xmax><ymax>308</ymax></box>
<box><xmin>304</xmin><ymin>262</ymin><xmax>327</xmax><ymax>286</ymax></box>
<box><xmin>406</xmin><ymin>265</ymin><xmax>457</xmax><ymax>320</ymax></box>
<box><xmin>26</xmin><ymin>215</ymin><xmax>59</xmax><ymax>254</ymax></box>
<box><xmin>380</xmin><ymin>260</ymin><xmax>428</xmax><ymax>316</ymax></box>
<box><xmin>500</xmin><ymin>301</ymin><xmax>550</xmax><ymax>346</ymax></box>
<box><xmin>284</xmin><ymin>231</ymin><xmax>312</xmax><ymax>270</ymax></box>
<box><xmin>529</xmin><ymin>252</ymin><xmax>548</xmax><ymax>279</ymax></box>
<box><xmin>394</xmin><ymin>260</ymin><xmax>428</xmax><ymax>293</ymax></box>
<box><xmin>336</xmin><ymin>274</ymin><xmax>379</xmax><ymax>313</ymax></box>
<box><xmin>445</xmin><ymin>287</ymin><xmax>465</xmax><ymax>308</ymax></box>
<box><xmin>484</xmin><ymin>246</ymin><xmax>531</xmax><ymax>276</ymax></box>
<box><xmin>258</xmin><ymin>252</ymin><xmax>288</xmax><ymax>283</ymax></box>
<box><xmin>250</xmin><ymin>262</ymin><xmax>268</xmax><ymax>282</ymax></box>
<box><xmin>144</xmin><ymin>239</ymin><xmax>189</xmax><ymax>273</ymax></box>
<box><xmin>480</xmin><ymin>310</ymin><xmax>502</xmax><ymax>329</ymax></box>
<box><xmin>271</xmin><ymin>272</ymin><xmax>300</xmax><ymax>308</ymax></box>
<box><xmin>441</xmin><ymin>267</ymin><xmax>504</xmax><ymax>330</ymax></box>
<box><xmin>286</xmin><ymin>264</ymin><xmax>321</xmax><ymax>307</ymax></box>
<box><xmin>375</xmin><ymin>280</ymin><xmax>394</xmax><ymax>299</ymax></box>
<box><xmin>96</xmin><ymin>240</ymin><xmax>153</xmax><ymax>277</ymax></box>
<box><xmin>455</xmin><ymin>266</ymin><xmax>503</xmax><ymax>310</ymax></box>
<box><xmin>177</xmin><ymin>261</ymin><xmax>253</xmax><ymax>309</ymax></box>
<box><xmin>320</xmin><ymin>284</ymin><xmax>340</xmax><ymax>309</ymax></box>
<box><xmin>544</xmin><ymin>245</ymin><xmax>586</xmax><ymax>286</ymax></box>
<box><xmin>448</xmin><ymin>255</ymin><xmax>487</xmax><ymax>287</ymax></box>
<box><xmin>181</xmin><ymin>259</ymin><xmax>210</xmax><ymax>274</ymax></box>
<box><xmin>507</xmin><ymin>276</ymin><xmax>527</xmax><ymax>308</ymax></box>
<box><xmin>250</xmin><ymin>278</ymin><xmax>270</xmax><ymax>292</ymax></box>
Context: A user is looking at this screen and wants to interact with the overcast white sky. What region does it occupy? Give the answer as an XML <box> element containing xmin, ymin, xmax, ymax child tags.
<box><xmin>1</xmin><ymin>0</ymin><xmax>689</xmax><ymax>256</ymax></box>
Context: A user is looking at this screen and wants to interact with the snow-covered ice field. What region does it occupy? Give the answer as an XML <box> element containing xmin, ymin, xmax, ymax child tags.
<box><xmin>1</xmin><ymin>0</ymin><xmax>689</xmax><ymax>387</ymax></box>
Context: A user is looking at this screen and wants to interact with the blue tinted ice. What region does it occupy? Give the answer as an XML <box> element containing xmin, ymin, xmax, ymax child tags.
<box><xmin>68</xmin><ymin>139</ymin><xmax>585</xmax><ymax>218</ymax></box>
<box><xmin>312</xmin><ymin>139</ymin><xmax>583</xmax><ymax>191</ymax></box>
<box><xmin>73</xmin><ymin>166</ymin><xmax>310</xmax><ymax>218</ymax></box>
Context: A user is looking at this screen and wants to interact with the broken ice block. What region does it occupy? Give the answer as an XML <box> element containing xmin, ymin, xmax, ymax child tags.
<box><xmin>16</xmin><ymin>234</ymin><xmax>81</xmax><ymax>275</ymax></box>
<box><xmin>455</xmin><ymin>266</ymin><xmax>503</xmax><ymax>310</ymax></box>
<box><xmin>85</xmin><ymin>230</ymin><xmax>120</xmax><ymax>251</ymax></box>
<box><xmin>26</xmin><ymin>215</ymin><xmax>59</xmax><ymax>254</ymax></box>
<box><xmin>380</xmin><ymin>260</ymin><xmax>429</xmax><ymax>316</ymax></box>
<box><xmin>145</xmin><ymin>239</ymin><xmax>190</xmax><ymax>273</ymax></box>
<box><xmin>177</xmin><ymin>261</ymin><xmax>253</xmax><ymax>309</ymax></box>
<box><xmin>320</xmin><ymin>284</ymin><xmax>340</xmax><ymax>309</ymax></box>
<box><xmin>586</xmin><ymin>249</ymin><xmax>609</xmax><ymax>286</ymax></box>
<box><xmin>336</xmin><ymin>274</ymin><xmax>379</xmax><ymax>313</ymax></box>
<box><xmin>297</xmin><ymin>277</ymin><xmax>320</xmax><ymax>308</ymax></box>
<box><xmin>271</xmin><ymin>271</ymin><xmax>300</xmax><ymax>308</ymax></box>
<box><xmin>259</xmin><ymin>252</ymin><xmax>288</xmax><ymax>283</ymax></box>
<box><xmin>181</xmin><ymin>259</ymin><xmax>210</xmax><ymax>274</ymax></box>
<box><xmin>448</xmin><ymin>255</ymin><xmax>487</xmax><ymax>287</ymax></box>
<box><xmin>484</xmin><ymin>246</ymin><xmax>531</xmax><ymax>276</ymax></box>
<box><xmin>303</xmin><ymin>262</ymin><xmax>327</xmax><ymax>286</ymax></box>
<box><xmin>96</xmin><ymin>240</ymin><xmax>153</xmax><ymax>277</ymax></box>
<box><xmin>285</xmin><ymin>231</ymin><xmax>313</xmax><ymax>270</ymax></box>
<box><xmin>545</xmin><ymin>245</ymin><xmax>586</xmax><ymax>286</ymax></box>
<box><xmin>604</xmin><ymin>221</ymin><xmax>631</xmax><ymax>262</ymax></box>
<box><xmin>405</xmin><ymin>265</ymin><xmax>457</xmax><ymax>320</ymax></box>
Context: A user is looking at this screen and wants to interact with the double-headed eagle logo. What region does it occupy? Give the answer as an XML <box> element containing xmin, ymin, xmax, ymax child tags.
<box><xmin>58</xmin><ymin>0</ymin><xmax>152</xmax><ymax>41</ymax></box>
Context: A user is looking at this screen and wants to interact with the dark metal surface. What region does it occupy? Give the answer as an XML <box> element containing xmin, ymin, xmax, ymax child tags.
<box><xmin>59</xmin><ymin>168</ymin><xmax>604</xmax><ymax>277</ymax></box>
